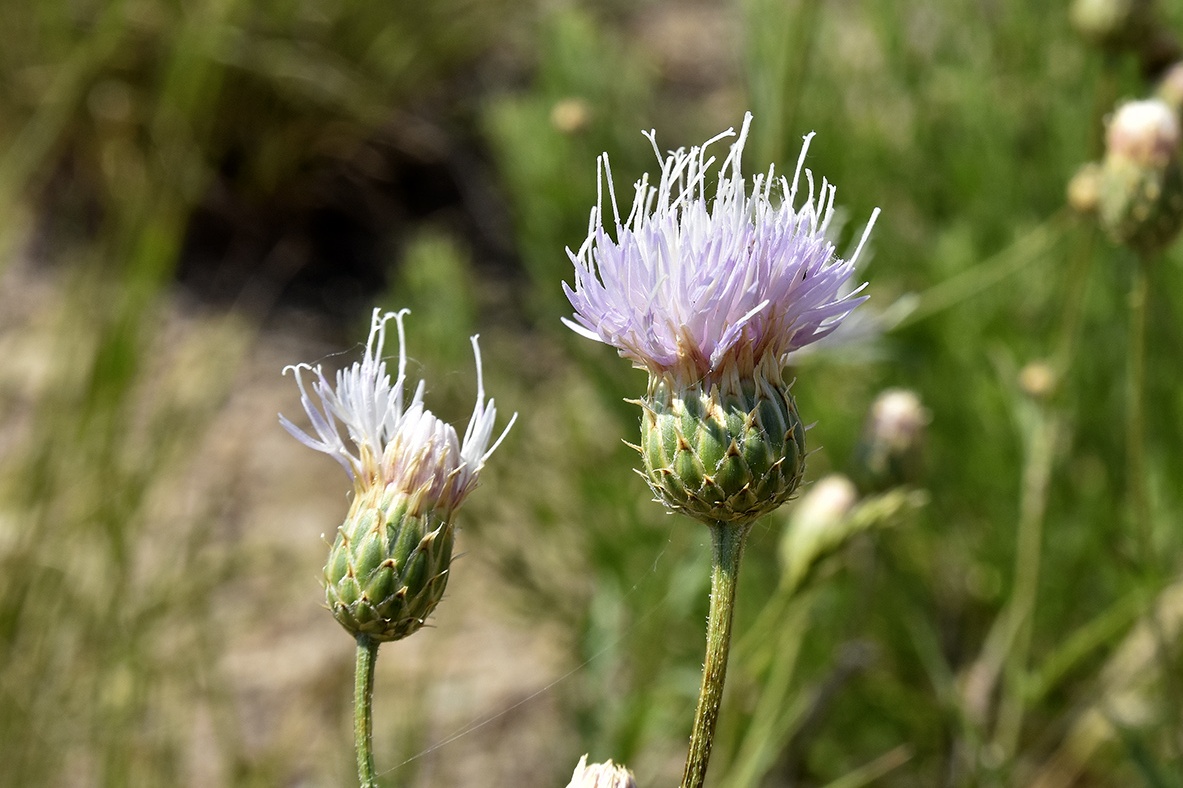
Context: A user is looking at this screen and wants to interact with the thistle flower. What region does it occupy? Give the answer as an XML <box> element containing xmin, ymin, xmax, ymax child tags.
<box><xmin>852</xmin><ymin>388</ymin><xmax>929</xmax><ymax>493</ymax></box>
<box><xmin>1098</xmin><ymin>98</ymin><xmax>1183</xmax><ymax>255</ymax></box>
<box><xmin>564</xmin><ymin>113</ymin><xmax>877</xmax><ymax>526</ymax></box>
<box><xmin>281</xmin><ymin>309</ymin><xmax>515</xmax><ymax>641</ymax></box>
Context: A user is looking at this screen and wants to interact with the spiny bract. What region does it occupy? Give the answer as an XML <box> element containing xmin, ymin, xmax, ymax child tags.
<box><xmin>638</xmin><ymin>363</ymin><xmax>805</xmax><ymax>526</ymax></box>
<box><xmin>324</xmin><ymin>486</ymin><xmax>454</xmax><ymax>642</ymax></box>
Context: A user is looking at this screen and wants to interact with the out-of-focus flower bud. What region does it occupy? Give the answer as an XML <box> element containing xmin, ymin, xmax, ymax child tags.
<box><xmin>551</xmin><ymin>97</ymin><xmax>593</xmax><ymax>135</ymax></box>
<box><xmin>1156</xmin><ymin>61</ymin><xmax>1183</xmax><ymax>114</ymax></box>
<box><xmin>1068</xmin><ymin>162</ymin><xmax>1103</xmax><ymax>215</ymax></box>
<box><xmin>779</xmin><ymin>474</ymin><xmax>859</xmax><ymax>588</ymax></box>
<box><xmin>852</xmin><ymin>389</ymin><xmax>929</xmax><ymax>493</ymax></box>
<box><xmin>1098</xmin><ymin>98</ymin><xmax>1183</xmax><ymax>254</ymax></box>
<box><xmin>1019</xmin><ymin>361</ymin><xmax>1058</xmax><ymax>401</ymax></box>
<box><xmin>1070</xmin><ymin>0</ymin><xmax>1155</xmax><ymax>52</ymax></box>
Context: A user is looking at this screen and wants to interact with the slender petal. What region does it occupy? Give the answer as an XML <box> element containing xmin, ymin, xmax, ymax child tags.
<box><xmin>281</xmin><ymin>309</ymin><xmax>516</xmax><ymax>515</ymax></box>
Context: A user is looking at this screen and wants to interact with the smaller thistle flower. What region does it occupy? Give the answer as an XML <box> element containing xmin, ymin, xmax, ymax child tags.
<box><xmin>1098</xmin><ymin>98</ymin><xmax>1183</xmax><ymax>254</ymax></box>
<box><xmin>564</xmin><ymin>113</ymin><xmax>877</xmax><ymax>526</ymax></box>
<box><xmin>852</xmin><ymin>388</ymin><xmax>929</xmax><ymax>493</ymax></box>
<box><xmin>281</xmin><ymin>309</ymin><xmax>515</xmax><ymax>642</ymax></box>
<box><xmin>565</xmin><ymin>755</ymin><xmax>637</xmax><ymax>788</ymax></box>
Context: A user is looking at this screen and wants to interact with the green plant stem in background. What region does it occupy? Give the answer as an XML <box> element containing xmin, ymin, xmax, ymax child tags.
<box><xmin>682</xmin><ymin>523</ymin><xmax>751</xmax><ymax>788</ymax></box>
<box><xmin>993</xmin><ymin>405</ymin><xmax>1057</xmax><ymax>758</ymax></box>
<box><xmin>355</xmin><ymin>635</ymin><xmax>380</xmax><ymax>788</ymax></box>
<box><xmin>1126</xmin><ymin>257</ymin><xmax>1183</xmax><ymax>768</ymax></box>
<box><xmin>1126</xmin><ymin>261</ymin><xmax>1151</xmax><ymax>564</ymax></box>
<box><xmin>990</xmin><ymin>221</ymin><xmax>1096</xmax><ymax>760</ymax></box>
<box><xmin>721</xmin><ymin>598</ymin><xmax>811</xmax><ymax>788</ymax></box>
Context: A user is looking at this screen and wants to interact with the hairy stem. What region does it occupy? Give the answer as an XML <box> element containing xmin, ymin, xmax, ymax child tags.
<box><xmin>682</xmin><ymin>522</ymin><xmax>751</xmax><ymax>788</ymax></box>
<box><xmin>355</xmin><ymin>634</ymin><xmax>380</xmax><ymax>788</ymax></box>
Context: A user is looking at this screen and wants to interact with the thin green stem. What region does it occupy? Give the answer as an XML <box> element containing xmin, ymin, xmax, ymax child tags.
<box><xmin>1126</xmin><ymin>257</ymin><xmax>1183</xmax><ymax>771</ymax></box>
<box><xmin>970</xmin><ymin>220</ymin><xmax>1095</xmax><ymax>766</ymax></box>
<box><xmin>994</xmin><ymin>409</ymin><xmax>1056</xmax><ymax>758</ymax></box>
<box><xmin>682</xmin><ymin>522</ymin><xmax>751</xmax><ymax>788</ymax></box>
<box><xmin>355</xmin><ymin>634</ymin><xmax>380</xmax><ymax>788</ymax></box>
<box><xmin>1126</xmin><ymin>261</ymin><xmax>1151</xmax><ymax>564</ymax></box>
<box><xmin>722</xmin><ymin>597</ymin><xmax>812</xmax><ymax>788</ymax></box>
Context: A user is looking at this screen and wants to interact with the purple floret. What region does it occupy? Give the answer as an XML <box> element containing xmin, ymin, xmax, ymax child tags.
<box><xmin>564</xmin><ymin>113</ymin><xmax>877</xmax><ymax>383</ymax></box>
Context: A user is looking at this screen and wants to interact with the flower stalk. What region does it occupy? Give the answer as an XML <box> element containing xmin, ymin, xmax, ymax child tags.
<box><xmin>682</xmin><ymin>522</ymin><xmax>750</xmax><ymax>788</ymax></box>
<box><xmin>354</xmin><ymin>634</ymin><xmax>379</xmax><ymax>788</ymax></box>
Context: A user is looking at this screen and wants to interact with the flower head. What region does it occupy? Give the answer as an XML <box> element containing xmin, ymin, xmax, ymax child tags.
<box><xmin>1106</xmin><ymin>99</ymin><xmax>1181</xmax><ymax>169</ymax></box>
<box><xmin>853</xmin><ymin>388</ymin><xmax>929</xmax><ymax>492</ymax></box>
<box><xmin>564</xmin><ymin>114</ymin><xmax>876</xmax><ymax>527</ymax></box>
<box><xmin>281</xmin><ymin>309</ymin><xmax>515</xmax><ymax>641</ymax></box>
<box><xmin>563</xmin><ymin>112</ymin><xmax>877</xmax><ymax>388</ymax></box>
<box><xmin>281</xmin><ymin>308</ymin><xmax>515</xmax><ymax>518</ymax></box>
<box><xmin>1097</xmin><ymin>98</ymin><xmax>1183</xmax><ymax>255</ymax></box>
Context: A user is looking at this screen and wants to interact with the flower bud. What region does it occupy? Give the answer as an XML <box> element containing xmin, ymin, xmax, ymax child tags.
<box><xmin>852</xmin><ymin>388</ymin><xmax>929</xmax><ymax>493</ymax></box>
<box><xmin>1067</xmin><ymin>162</ymin><xmax>1102</xmax><ymax>215</ymax></box>
<box><xmin>1019</xmin><ymin>361</ymin><xmax>1057</xmax><ymax>401</ymax></box>
<box><xmin>1106</xmin><ymin>99</ymin><xmax>1180</xmax><ymax>167</ymax></box>
<box><xmin>565</xmin><ymin>755</ymin><xmax>637</xmax><ymax>788</ymax></box>
<box><xmin>1156</xmin><ymin>61</ymin><xmax>1183</xmax><ymax>114</ymax></box>
<box><xmin>1098</xmin><ymin>99</ymin><xmax>1183</xmax><ymax>254</ymax></box>
<box><xmin>639</xmin><ymin>356</ymin><xmax>806</xmax><ymax>527</ymax></box>
<box><xmin>780</xmin><ymin>474</ymin><xmax>859</xmax><ymax>588</ymax></box>
<box><xmin>1070</xmin><ymin>0</ymin><xmax>1155</xmax><ymax>52</ymax></box>
<box><xmin>551</xmin><ymin>97</ymin><xmax>593</xmax><ymax>135</ymax></box>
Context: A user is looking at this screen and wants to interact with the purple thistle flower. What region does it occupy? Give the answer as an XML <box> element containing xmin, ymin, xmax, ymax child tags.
<box><xmin>563</xmin><ymin>112</ymin><xmax>877</xmax><ymax>386</ymax></box>
<box><xmin>281</xmin><ymin>309</ymin><xmax>516</xmax><ymax>517</ymax></box>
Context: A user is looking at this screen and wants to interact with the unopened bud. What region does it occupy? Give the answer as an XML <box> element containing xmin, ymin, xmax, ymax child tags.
<box><xmin>1106</xmin><ymin>99</ymin><xmax>1180</xmax><ymax>167</ymax></box>
<box><xmin>551</xmin><ymin>98</ymin><xmax>593</xmax><ymax>136</ymax></box>
<box><xmin>1067</xmin><ymin>162</ymin><xmax>1102</xmax><ymax>215</ymax></box>
<box><xmin>565</xmin><ymin>755</ymin><xmax>637</xmax><ymax>788</ymax></box>
<box><xmin>788</xmin><ymin>475</ymin><xmax>859</xmax><ymax>538</ymax></box>
<box><xmin>1156</xmin><ymin>62</ymin><xmax>1183</xmax><ymax>114</ymax></box>
<box><xmin>853</xmin><ymin>389</ymin><xmax>929</xmax><ymax>493</ymax></box>
<box><xmin>1019</xmin><ymin>361</ymin><xmax>1057</xmax><ymax>401</ymax></box>
<box><xmin>780</xmin><ymin>474</ymin><xmax>859</xmax><ymax>588</ymax></box>
<box><xmin>1070</xmin><ymin>0</ymin><xmax>1155</xmax><ymax>52</ymax></box>
<box><xmin>1098</xmin><ymin>99</ymin><xmax>1183</xmax><ymax>254</ymax></box>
